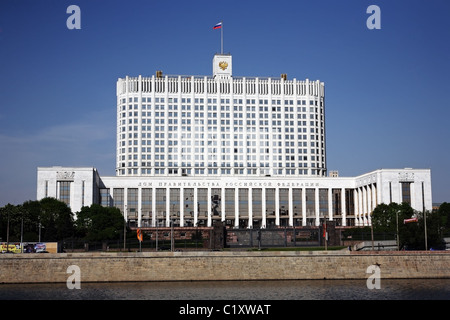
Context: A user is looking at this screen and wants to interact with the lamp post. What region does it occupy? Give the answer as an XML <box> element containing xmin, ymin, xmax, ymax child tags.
<box><xmin>396</xmin><ymin>210</ymin><xmax>400</xmax><ymax>251</ymax></box>
<box><xmin>155</xmin><ymin>213</ymin><xmax>159</xmax><ymax>251</ymax></box>
<box><xmin>370</xmin><ymin>212</ymin><xmax>374</xmax><ymax>251</ymax></box>
<box><xmin>424</xmin><ymin>209</ymin><xmax>428</xmax><ymax>250</ymax></box>
<box><xmin>6</xmin><ymin>210</ymin><xmax>10</xmax><ymax>253</ymax></box>
<box><xmin>171</xmin><ymin>218</ymin><xmax>174</xmax><ymax>252</ymax></box>
<box><xmin>123</xmin><ymin>205</ymin><xmax>127</xmax><ymax>251</ymax></box>
<box><xmin>257</xmin><ymin>229</ymin><xmax>262</xmax><ymax>250</ymax></box>
<box><xmin>20</xmin><ymin>214</ymin><xmax>23</xmax><ymax>254</ymax></box>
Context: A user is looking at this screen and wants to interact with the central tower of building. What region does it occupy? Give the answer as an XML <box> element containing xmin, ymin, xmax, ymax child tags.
<box><xmin>116</xmin><ymin>53</ymin><xmax>326</xmax><ymax>178</ymax></box>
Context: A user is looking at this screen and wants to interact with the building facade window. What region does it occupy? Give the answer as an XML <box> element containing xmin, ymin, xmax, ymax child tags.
<box><xmin>141</xmin><ymin>188</ymin><xmax>152</xmax><ymax>226</ymax></box>
<box><xmin>59</xmin><ymin>181</ymin><xmax>71</xmax><ymax>206</ymax></box>
<box><xmin>100</xmin><ymin>189</ymin><xmax>111</xmax><ymax>207</ymax></box>
<box><xmin>293</xmin><ymin>188</ymin><xmax>302</xmax><ymax>226</ymax></box>
<box><xmin>224</xmin><ymin>188</ymin><xmax>235</xmax><ymax>226</ymax></box>
<box><xmin>305</xmin><ymin>188</ymin><xmax>315</xmax><ymax>225</ymax></box>
<box><xmin>155</xmin><ymin>188</ymin><xmax>166</xmax><ymax>225</ymax></box>
<box><xmin>211</xmin><ymin>188</ymin><xmax>221</xmax><ymax>219</ymax></box>
<box><xmin>169</xmin><ymin>188</ymin><xmax>180</xmax><ymax>223</ymax></box>
<box><xmin>401</xmin><ymin>182</ymin><xmax>411</xmax><ymax>205</ymax></box>
<box><xmin>113</xmin><ymin>188</ymin><xmax>124</xmax><ymax>213</ymax></box>
<box><xmin>127</xmin><ymin>188</ymin><xmax>138</xmax><ymax>222</ymax></box>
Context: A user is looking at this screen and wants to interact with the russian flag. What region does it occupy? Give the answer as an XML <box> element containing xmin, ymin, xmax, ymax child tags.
<box><xmin>213</xmin><ymin>22</ymin><xmax>222</xmax><ymax>29</ymax></box>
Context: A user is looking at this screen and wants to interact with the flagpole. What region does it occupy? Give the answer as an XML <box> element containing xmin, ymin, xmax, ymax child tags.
<box><xmin>221</xmin><ymin>20</ymin><xmax>223</xmax><ymax>54</ymax></box>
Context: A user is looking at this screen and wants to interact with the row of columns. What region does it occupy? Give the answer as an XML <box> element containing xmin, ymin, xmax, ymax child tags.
<box><xmin>110</xmin><ymin>186</ymin><xmax>358</xmax><ymax>228</ymax></box>
<box><xmin>354</xmin><ymin>184</ymin><xmax>378</xmax><ymax>226</ymax></box>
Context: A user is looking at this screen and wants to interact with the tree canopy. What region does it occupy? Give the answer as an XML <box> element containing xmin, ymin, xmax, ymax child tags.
<box><xmin>371</xmin><ymin>202</ymin><xmax>448</xmax><ymax>250</ymax></box>
<box><xmin>0</xmin><ymin>198</ymin><xmax>74</xmax><ymax>242</ymax></box>
<box><xmin>1</xmin><ymin>199</ymin><xmax>125</xmax><ymax>243</ymax></box>
<box><xmin>1</xmin><ymin>197</ymin><xmax>448</xmax><ymax>250</ymax></box>
<box><xmin>75</xmin><ymin>204</ymin><xmax>125</xmax><ymax>242</ymax></box>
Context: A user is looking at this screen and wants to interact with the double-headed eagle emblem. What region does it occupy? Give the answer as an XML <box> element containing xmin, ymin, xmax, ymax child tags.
<box><xmin>219</xmin><ymin>61</ymin><xmax>228</xmax><ymax>70</ymax></box>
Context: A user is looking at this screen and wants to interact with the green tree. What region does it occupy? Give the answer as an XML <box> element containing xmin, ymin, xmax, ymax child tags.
<box><xmin>417</xmin><ymin>209</ymin><xmax>447</xmax><ymax>250</ymax></box>
<box><xmin>371</xmin><ymin>202</ymin><xmax>413</xmax><ymax>233</ymax></box>
<box><xmin>437</xmin><ymin>202</ymin><xmax>450</xmax><ymax>230</ymax></box>
<box><xmin>0</xmin><ymin>203</ymin><xmax>39</xmax><ymax>242</ymax></box>
<box><xmin>396</xmin><ymin>202</ymin><xmax>417</xmax><ymax>249</ymax></box>
<box><xmin>0</xmin><ymin>204</ymin><xmax>21</xmax><ymax>242</ymax></box>
<box><xmin>0</xmin><ymin>198</ymin><xmax>74</xmax><ymax>243</ymax></box>
<box><xmin>372</xmin><ymin>202</ymin><xmax>414</xmax><ymax>249</ymax></box>
<box><xmin>39</xmin><ymin>197</ymin><xmax>75</xmax><ymax>241</ymax></box>
<box><xmin>21</xmin><ymin>200</ymin><xmax>43</xmax><ymax>241</ymax></box>
<box><xmin>372</xmin><ymin>202</ymin><xmax>446</xmax><ymax>250</ymax></box>
<box><xmin>371</xmin><ymin>203</ymin><xmax>398</xmax><ymax>232</ymax></box>
<box><xmin>76</xmin><ymin>204</ymin><xmax>124</xmax><ymax>242</ymax></box>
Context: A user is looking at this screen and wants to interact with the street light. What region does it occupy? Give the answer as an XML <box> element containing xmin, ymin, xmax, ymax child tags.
<box><xmin>171</xmin><ymin>219</ymin><xmax>174</xmax><ymax>252</ymax></box>
<box><xmin>396</xmin><ymin>210</ymin><xmax>400</xmax><ymax>251</ymax></box>
<box><xmin>370</xmin><ymin>212</ymin><xmax>374</xmax><ymax>251</ymax></box>
<box><xmin>123</xmin><ymin>205</ymin><xmax>127</xmax><ymax>251</ymax></box>
<box><xmin>20</xmin><ymin>213</ymin><xmax>23</xmax><ymax>254</ymax></box>
<box><xmin>155</xmin><ymin>212</ymin><xmax>159</xmax><ymax>251</ymax></box>
<box><xmin>424</xmin><ymin>209</ymin><xmax>428</xmax><ymax>250</ymax></box>
<box><xmin>6</xmin><ymin>210</ymin><xmax>10</xmax><ymax>253</ymax></box>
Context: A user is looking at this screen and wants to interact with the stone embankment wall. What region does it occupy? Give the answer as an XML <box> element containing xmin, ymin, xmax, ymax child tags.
<box><xmin>0</xmin><ymin>251</ymin><xmax>449</xmax><ymax>284</ymax></box>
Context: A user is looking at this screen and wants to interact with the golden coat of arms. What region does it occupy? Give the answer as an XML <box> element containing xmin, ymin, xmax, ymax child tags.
<box><xmin>219</xmin><ymin>61</ymin><xmax>228</xmax><ymax>70</ymax></box>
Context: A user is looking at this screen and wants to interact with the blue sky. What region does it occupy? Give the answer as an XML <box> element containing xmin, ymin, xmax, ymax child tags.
<box><xmin>1</xmin><ymin>0</ymin><xmax>449</xmax><ymax>206</ymax></box>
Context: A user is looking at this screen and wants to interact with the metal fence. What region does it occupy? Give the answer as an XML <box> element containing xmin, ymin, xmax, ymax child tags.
<box><xmin>226</xmin><ymin>228</ymin><xmax>321</xmax><ymax>248</ymax></box>
<box><xmin>59</xmin><ymin>228</ymin><xmax>322</xmax><ymax>252</ymax></box>
<box><xmin>60</xmin><ymin>237</ymin><xmax>207</xmax><ymax>252</ymax></box>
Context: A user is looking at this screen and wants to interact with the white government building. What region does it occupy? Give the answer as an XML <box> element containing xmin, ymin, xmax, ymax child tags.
<box><xmin>37</xmin><ymin>53</ymin><xmax>432</xmax><ymax>228</ymax></box>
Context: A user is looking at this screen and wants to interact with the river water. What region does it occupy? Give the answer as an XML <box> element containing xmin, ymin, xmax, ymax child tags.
<box><xmin>1</xmin><ymin>279</ymin><xmax>449</xmax><ymax>300</ymax></box>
